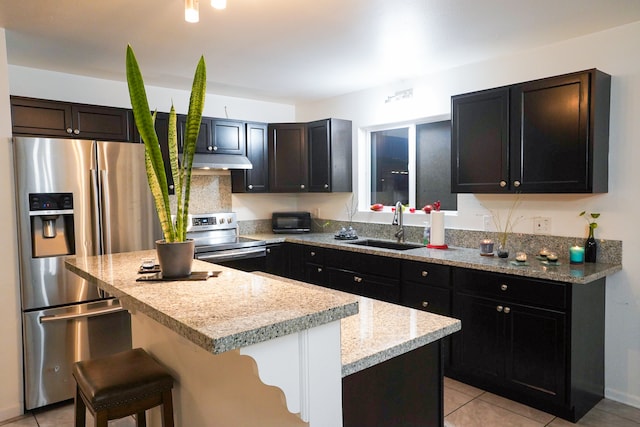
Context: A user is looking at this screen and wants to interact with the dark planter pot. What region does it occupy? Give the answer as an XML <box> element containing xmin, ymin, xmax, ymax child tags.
<box><xmin>156</xmin><ymin>239</ymin><xmax>195</xmax><ymax>278</ymax></box>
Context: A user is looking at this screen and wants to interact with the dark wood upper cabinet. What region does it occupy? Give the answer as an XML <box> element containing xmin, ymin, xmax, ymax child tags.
<box><xmin>212</xmin><ymin>119</ymin><xmax>246</xmax><ymax>155</ymax></box>
<box><xmin>11</xmin><ymin>96</ymin><xmax>132</xmax><ymax>142</ymax></box>
<box><xmin>268</xmin><ymin>119</ymin><xmax>352</xmax><ymax>193</ymax></box>
<box><xmin>451</xmin><ymin>69</ymin><xmax>610</xmax><ymax>193</ymax></box>
<box><xmin>307</xmin><ymin>118</ymin><xmax>352</xmax><ymax>193</ymax></box>
<box><xmin>231</xmin><ymin>122</ymin><xmax>269</xmax><ymax>193</ymax></box>
<box><xmin>268</xmin><ymin>123</ymin><xmax>308</xmax><ymax>192</ymax></box>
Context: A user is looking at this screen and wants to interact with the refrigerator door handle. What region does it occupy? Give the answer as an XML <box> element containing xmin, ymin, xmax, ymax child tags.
<box><xmin>100</xmin><ymin>170</ymin><xmax>112</xmax><ymax>255</ymax></box>
<box><xmin>90</xmin><ymin>168</ymin><xmax>102</xmax><ymax>255</ymax></box>
<box><xmin>39</xmin><ymin>302</ymin><xmax>126</xmax><ymax>323</ymax></box>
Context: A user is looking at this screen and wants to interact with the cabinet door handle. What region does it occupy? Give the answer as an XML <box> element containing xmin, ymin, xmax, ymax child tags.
<box><xmin>213</xmin><ymin>146</ymin><xmax>218</xmax><ymax>151</ymax></box>
<box><xmin>310</xmin><ymin>251</ymin><xmax>316</xmax><ymax>256</ymax></box>
<box><xmin>513</xmin><ymin>180</ymin><xmax>521</xmax><ymax>187</ymax></box>
<box><xmin>66</xmin><ymin>128</ymin><xmax>73</xmax><ymax>134</ymax></box>
<box><xmin>266</xmin><ymin>248</ymin><xmax>271</xmax><ymax>254</ymax></box>
<box><xmin>169</xmin><ymin>184</ymin><xmax>174</xmax><ymax>190</ymax></box>
<box><xmin>500</xmin><ymin>284</ymin><xmax>508</xmax><ymax>291</ymax></box>
<box><xmin>499</xmin><ymin>180</ymin><xmax>507</xmax><ymax>188</ymax></box>
<box><xmin>503</xmin><ymin>307</ymin><xmax>511</xmax><ymax>314</ymax></box>
<box><xmin>496</xmin><ymin>305</ymin><xmax>503</xmax><ymax>312</ymax></box>
<box><xmin>353</xmin><ymin>276</ymin><xmax>363</xmax><ymax>283</ymax></box>
<box><xmin>248</xmin><ymin>185</ymin><xmax>253</xmax><ymax>190</ymax></box>
<box><xmin>207</xmin><ymin>146</ymin><xmax>213</xmax><ymax>151</ymax></box>
<box><xmin>73</xmin><ymin>128</ymin><xmax>80</xmax><ymax>135</ymax></box>
<box><xmin>317</xmin><ymin>267</ymin><xmax>323</xmax><ymax>273</ymax></box>
<box><xmin>421</xmin><ymin>271</ymin><xmax>429</xmax><ymax>277</ymax></box>
<box><xmin>421</xmin><ymin>301</ymin><xmax>429</xmax><ymax>308</ymax></box>
<box><xmin>300</xmin><ymin>184</ymin><xmax>305</xmax><ymax>189</ymax></box>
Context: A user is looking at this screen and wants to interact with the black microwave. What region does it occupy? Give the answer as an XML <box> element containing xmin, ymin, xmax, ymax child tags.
<box><xmin>272</xmin><ymin>212</ymin><xmax>311</xmax><ymax>233</ymax></box>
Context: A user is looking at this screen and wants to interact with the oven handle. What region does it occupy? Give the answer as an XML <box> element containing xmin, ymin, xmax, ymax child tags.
<box><xmin>39</xmin><ymin>301</ymin><xmax>126</xmax><ymax>323</ymax></box>
<box><xmin>196</xmin><ymin>246</ymin><xmax>267</xmax><ymax>263</ymax></box>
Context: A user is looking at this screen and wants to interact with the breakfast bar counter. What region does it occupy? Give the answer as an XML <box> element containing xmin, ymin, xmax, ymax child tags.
<box><xmin>66</xmin><ymin>251</ymin><xmax>460</xmax><ymax>427</ymax></box>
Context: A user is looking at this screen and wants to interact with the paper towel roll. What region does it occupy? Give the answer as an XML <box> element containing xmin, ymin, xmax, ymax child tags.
<box><xmin>430</xmin><ymin>211</ymin><xmax>445</xmax><ymax>246</ymax></box>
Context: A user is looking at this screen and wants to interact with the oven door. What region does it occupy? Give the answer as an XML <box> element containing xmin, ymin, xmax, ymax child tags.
<box><xmin>196</xmin><ymin>246</ymin><xmax>267</xmax><ymax>272</ymax></box>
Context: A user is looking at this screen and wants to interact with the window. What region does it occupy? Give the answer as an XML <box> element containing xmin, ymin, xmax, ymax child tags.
<box><xmin>366</xmin><ymin>119</ymin><xmax>456</xmax><ymax>211</ymax></box>
<box><xmin>370</xmin><ymin>127</ymin><xmax>409</xmax><ymax>206</ymax></box>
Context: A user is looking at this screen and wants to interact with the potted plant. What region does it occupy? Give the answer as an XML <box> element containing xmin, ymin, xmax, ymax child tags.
<box><xmin>580</xmin><ymin>211</ymin><xmax>600</xmax><ymax>263</ymax></box>
<box><xmin>125</xmin><ymin>45</ymin><xmax>206</xmax><ymax>277</ymax></box>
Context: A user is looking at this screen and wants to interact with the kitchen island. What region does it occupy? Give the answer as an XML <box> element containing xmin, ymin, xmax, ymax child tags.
<box><xmin>66</xmin><ymin>251</ymin><xmax>461</xmax><ymax>427</ymax></box>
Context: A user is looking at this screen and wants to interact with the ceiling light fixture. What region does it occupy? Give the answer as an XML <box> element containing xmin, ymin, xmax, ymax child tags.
<box><xmin>211</xmin><ymin>0</ymin><xmax>227</xmax><ymax>10</ymax></box>
<box><xmin>185</xmin><ymin>0</ymin><xmax>199</xmax><ymax>23</ymax></box>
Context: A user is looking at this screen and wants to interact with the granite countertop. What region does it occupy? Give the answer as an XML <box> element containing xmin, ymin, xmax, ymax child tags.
<box><xmin>65</xmin><ymin>250</ymin><xmax>358</xmax><ymax>354</ymax></box>
<box><xmin>254</xmin><ymin>272</ymin><xmax>461</xmax><ymax>377</ymax></box>
<box><xmin>245</xmin><ymin>233</ymin><xmax>622</xmax><ymax>284</ymax></box>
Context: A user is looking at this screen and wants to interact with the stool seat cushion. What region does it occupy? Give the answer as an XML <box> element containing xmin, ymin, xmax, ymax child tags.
<box><xmin>73</xmin><ymin>348</ymin><xmax>174</xmax><ymax>411</ymax></box>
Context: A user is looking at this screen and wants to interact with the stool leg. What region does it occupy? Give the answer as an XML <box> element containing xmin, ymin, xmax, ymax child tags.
<box><xmin>74</xmin><ymin>386</ymin><xmax>86</xmax><ymax>427</ymax></box>
<box><xmin>161</xmin><ymin>390</ymin><xmax>174</xmax><ymax>427</ymax></box>
<box><xmin>136</xmin><ymin>410</ymin><xmax>146</xmax><ymax>427</ymax></box>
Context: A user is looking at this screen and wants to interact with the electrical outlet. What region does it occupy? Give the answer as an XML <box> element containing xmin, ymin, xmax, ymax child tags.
<box><xmin>483</xmin><ymin>215</ymin><xmax>493</xmax><ymax>231</ymax></box>
<box><xmin>533</xmin><ymin>217</ymin><xmax>551</xmax><ymax>234</ymax></box>
<box><xmin>312</xmin><ymin>208</ymin><xmax>320</xmax><ymax>218</ymax></box>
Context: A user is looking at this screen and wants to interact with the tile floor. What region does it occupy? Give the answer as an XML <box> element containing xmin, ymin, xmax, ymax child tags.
<box><xmin>1</xmin><ymin>378</ymin><xmax>639</xmax><ymax>426</ymax></box>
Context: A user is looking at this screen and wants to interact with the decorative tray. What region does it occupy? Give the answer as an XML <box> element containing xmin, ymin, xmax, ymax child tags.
<box><xmin>135</xmin><ymin>271</ymin><xmax>221</xmax><ymax>282</ymax></box>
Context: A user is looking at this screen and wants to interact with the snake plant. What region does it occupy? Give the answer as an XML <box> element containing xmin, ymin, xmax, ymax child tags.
<box><xmin>126</xmin><ymin>44</ymin><xmax>206</xmax><ymax>242</ymax></box>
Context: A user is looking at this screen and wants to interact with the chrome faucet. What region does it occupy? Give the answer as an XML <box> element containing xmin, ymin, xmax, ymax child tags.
<box><xmin>392</xmin><ymin>201</ymin><xmax>405</xmax><ymax>243</ymax></box>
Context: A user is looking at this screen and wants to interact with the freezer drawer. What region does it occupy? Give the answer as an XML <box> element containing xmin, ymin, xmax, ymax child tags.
<box><xmin>22</xmin><ymin>299</ymin><xmax>132</xmax><ymax>410</ymax></box>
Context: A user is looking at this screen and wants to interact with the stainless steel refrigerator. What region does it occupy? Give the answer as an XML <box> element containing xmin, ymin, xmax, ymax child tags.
<box><xmin>13</xmin><ymin>137</ymin><xmax>161</xmax><ymax>410</ymax></box>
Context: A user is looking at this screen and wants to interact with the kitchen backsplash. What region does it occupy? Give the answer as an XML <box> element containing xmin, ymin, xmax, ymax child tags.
<box><xmin>178</xmin><ymin>173</ymin><xmax>232</xmax><ymax>214</ymax></box>
<box><xmin>238</xmin><ymin>218</ymin><xmax>622</xmax><ymax>265</ymax></box>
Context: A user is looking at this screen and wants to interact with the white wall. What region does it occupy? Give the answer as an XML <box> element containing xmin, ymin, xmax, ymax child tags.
<box><xmin>0</xmin><ymin>29</ymin><xmax>24</xmax><ymax>421</ymax></box>
<box><xmin>297</xmin><ymin>21</ymin><xmax>640</xmax><ymax>407</ymax></box>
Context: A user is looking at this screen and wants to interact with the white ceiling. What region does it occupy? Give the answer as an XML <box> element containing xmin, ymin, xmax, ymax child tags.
<box><xmin>1</xmin><ymin>0</ymin><xmax>640</xmax><ymax>104</ymax></box>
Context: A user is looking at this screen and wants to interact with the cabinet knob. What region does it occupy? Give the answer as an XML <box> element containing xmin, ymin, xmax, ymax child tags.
<box><xmin>66</xmin><ymin>128</ymin><xmax>73</xmax><ymax>134</ymax></box>
<box><xmin>73</xmin><ymin>129</ymin><xmax>80</xmax><ymax>135</ymax></box>
<box><xmin>324</xmin><ymin>184</ymin><xmax>329</xmax><ymax>189</ymax></box>
<box><xmin>500</xmin><ymin>284</ymin><xmax>508</xmax><ymax>291</ymax></box>
<box><xmin>266</xmin><ymin>248</ymin><xmax>271</xmax><ymax>254</ymax></box>
<box><xmin>421</xmin><ymin>271</ymin><xmax>429</xmax><ymax>277</ymax></box>
<box><xmin>169</xmin><ymin>184</ymin><xmax>174</xmax><ymax>190</ymax></box>
<box><xmin>207</xmin><ymin>146</ymin><xmax>213</xmax><ymax>151</ymax></box>
<box><xmin>496</xmin><ymin>305</ymin><xmax>503</xmax><ymax>312</ymax></box>
<box><xmin>513</xmin><ymin>180</ymin><xmax>521</xmax><ymax>187</ymax></box>
<box><xmin>213</xmin><ymin>146</ymin><xmax>218</xmax><ymax>151</ymax></box>
<box><xmin>310</xmin><ymin>251</ymin><xmax>316</xmax><ymax>256</ymax></box>
<box><xmin>300</xmin><ymin>184</ymin><xmax>305</xmax><ymax>189</ymax></box>
<box><xmin>421</xmin><ymin>301</ymin><xmax>429</xmax><ymax>308</ymax></box>
<box><xmin>353</xmin><ymin>276</ymin><xmax>363</xmax><ymax>283</ymax></box>
<box><xmin>499</xmin><ymin>180</ymin><xmax>507</xmax><ymax>187</ymax></box>
<box><xmin>503</xmin><ymin>307</ymin><xmax>511</xmax><ymax>314</ymax></box>
<box><xmin>317</xmin><ymin>267</ymin><xmax>322</xmax><ymax>273</ymax></box>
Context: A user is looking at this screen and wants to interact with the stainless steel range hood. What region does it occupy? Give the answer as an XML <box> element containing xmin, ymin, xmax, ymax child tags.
<box><xmin>183</xmin><ymin>153</ymin><xmax>253</xmax><ymax>170</ymax></box>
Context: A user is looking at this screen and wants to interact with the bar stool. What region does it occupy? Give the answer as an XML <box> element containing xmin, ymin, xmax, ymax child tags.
<box><xmin>72</xmin><ymin>348</ymin><xmax>175</xmax><ymax>427</ymax></box>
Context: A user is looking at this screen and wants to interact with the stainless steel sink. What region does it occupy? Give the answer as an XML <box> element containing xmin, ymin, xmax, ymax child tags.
<box><xmin>347</xmin><ymin>239</ymin><xmax>424</xmax><ymax>251</ymax></box>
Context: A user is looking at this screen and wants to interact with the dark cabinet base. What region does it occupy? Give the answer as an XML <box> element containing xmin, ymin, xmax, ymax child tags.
<box><xmin>343</xmin><ymin>340</ymin><xmax>443</xmax><ymax>427</ymax></box>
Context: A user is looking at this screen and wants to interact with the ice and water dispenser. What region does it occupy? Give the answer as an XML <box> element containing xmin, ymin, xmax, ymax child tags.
<box><xmin>29</xmin><ymin>193</ymin><xmax>76</xmax><ymax>258</ymax></box>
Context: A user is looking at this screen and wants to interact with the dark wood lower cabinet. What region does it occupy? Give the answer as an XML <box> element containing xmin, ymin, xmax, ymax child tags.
<box><xmin>264</xmin><ymin>243</ymin><xmax>605</xmax><ymax>423</ymax></box>
<box><xmin>449</xmin><ymin>268</ymin><xmax>604</xmax><ymax>422</ymax></box>
<box><xmin>343</xmin><ymin>340</ymin><xmax>443</xmax><ymax>427</ymax></box>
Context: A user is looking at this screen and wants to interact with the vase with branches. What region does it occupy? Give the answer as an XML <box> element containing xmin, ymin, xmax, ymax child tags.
<box><xmin>489</xmin><ymin>196</ymin><xmax>523</xmax><ymax>258</ymax></box>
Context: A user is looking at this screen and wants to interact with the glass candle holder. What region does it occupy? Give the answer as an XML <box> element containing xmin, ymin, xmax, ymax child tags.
<box><xmin>569</xmin><ymin>246</ymin><xmax>585</xmax><ymax>264</ymax></box>
<box><xmin>480</xmin><ymin>239</ymin><xmax>494</xmax><ymax>255</ymax></box>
